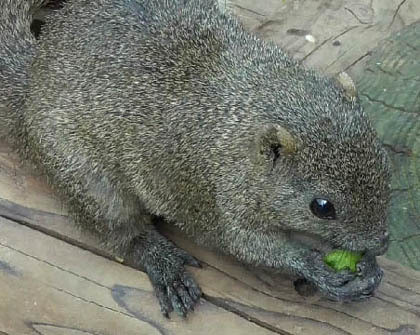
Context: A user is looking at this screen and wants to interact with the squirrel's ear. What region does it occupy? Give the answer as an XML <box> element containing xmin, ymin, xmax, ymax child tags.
<box><xmin>251</xmin><ymin>125</ymin><xmax>297</xmax><ymax>168</ymax></box>
<box><xmin>336</xmin><ymin>72</ymin><xmax>357</xmax><ymax>102</ymax></box>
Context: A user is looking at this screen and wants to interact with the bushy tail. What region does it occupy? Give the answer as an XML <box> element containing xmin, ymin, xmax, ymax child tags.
<box><xmin>0</xmin><ymin>0</ymin><xmax>46</xmax><ymax>136</ymax></box>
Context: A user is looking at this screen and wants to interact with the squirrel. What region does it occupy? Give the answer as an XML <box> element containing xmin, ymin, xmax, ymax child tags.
<box><xmin>0</xmin><ymin>0</ymin><xmax>391</xmax><ymax>317</ymax></box>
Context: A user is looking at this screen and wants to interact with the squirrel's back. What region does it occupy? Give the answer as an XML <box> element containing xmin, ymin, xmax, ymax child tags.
<box><xmin>24</xmin><ymin>0</ymin><xmax>349</xmax><ymax>160</ymax></box>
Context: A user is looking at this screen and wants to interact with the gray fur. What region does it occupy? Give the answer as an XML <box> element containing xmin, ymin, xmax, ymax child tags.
<box><xmin>0</xmin><ymin>0</ymin><xmax>46</xmax><ymax>129</ymax></box>
<box><xmin>0</xmin><ymin>0</ymin><xmax>391</xmax><ymax>316</ymax></box>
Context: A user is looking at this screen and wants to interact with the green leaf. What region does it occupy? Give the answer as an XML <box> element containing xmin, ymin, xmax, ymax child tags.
<box><xmin>324</xmin><ymin>250</ymin><xmax>363</xmax><ymax>272</ymax></box>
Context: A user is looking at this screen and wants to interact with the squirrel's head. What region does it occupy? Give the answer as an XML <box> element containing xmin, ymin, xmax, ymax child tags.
<box><xmin>247</xmin><ymin>100</ymin><xmax>391</xmax><ymax>257</ymax></box>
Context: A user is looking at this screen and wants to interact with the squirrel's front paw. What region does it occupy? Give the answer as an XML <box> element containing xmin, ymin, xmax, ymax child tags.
<box><xmin>341</xmin><ymin>254</ymin><xmax>383</xmax><ymax>301</ymax></box>
<box><xmin>131</xmin><ymin>232</ymin><xmax>202</xmax><ymax>317</ymax></box>
<box><xmin>147</xmin><ymin>256</ymin><xmax>202</xmax><ymax>318</ymax></box>
<box><xmin>304</xmin><ymin>251</ymin><xmax>383</xmax><ymax>302</ymax></box>
<box><xmin>305</xmin><ymin>251</ymin><xmax>356</xmax><ymax>288</ymax></box>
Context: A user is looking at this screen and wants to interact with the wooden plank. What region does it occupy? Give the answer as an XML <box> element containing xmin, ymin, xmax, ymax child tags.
<box><xmin>0</xmin><ymin>144</ymin><xmax>420</xmax><ymax>333</ymax></box>
<box><xmin>226</xmin><ymin>0</ymin><xmax>420</xmax><ymax>76</ymax></box>
<box><xmin>356</xmin><ymin>22</ymin><xmax>420</xmax><ymax>270</ymax></box>
<box><xmin>0</xmin><ymin>216</ymin><xmax>276</xmax><ymax>335</ymax></box>
<box><xmin>0</xmin><ymin>1</ymin><xmax>418</xmax><ymax>332</ymax></box>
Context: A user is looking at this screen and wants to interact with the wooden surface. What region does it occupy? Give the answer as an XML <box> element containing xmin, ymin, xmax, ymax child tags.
<box><xmin>0</xmin><ymin>216</ymin><xmax>276</xmax><ymax>335</ymax></box>
<box><xmin>227</xmin><ymin>0</ymin><xmax>420</xmax><ymax>76</ymax></box>
<box><xmin>224</xmin><ymin>0</ymin><xmax>420</xmax><ymax>271</ymax></box>
<box><xmin>1</xmin><ymin>0</ymin><xmax>420</xmax><ymax>333</ymax></box>
<box><xmin>357</xmin><ymin>22</ymin><xmax>420</xmax><ymax>270</ymax></box>
<box><xmin>1</xmin><ymin>134</ymin><xmax>420</xmax><ymax>334</ymax></box>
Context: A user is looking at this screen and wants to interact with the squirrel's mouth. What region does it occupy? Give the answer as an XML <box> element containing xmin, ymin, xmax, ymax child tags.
<box><xmin>289</xmin><ymin>230</ymin><xmax>388</xmax><ymax>256</ymax></box>
<box><xmin>288</xmin><ymin>231</ymin><xmax>334</xmax><ymax>254</ymax></box>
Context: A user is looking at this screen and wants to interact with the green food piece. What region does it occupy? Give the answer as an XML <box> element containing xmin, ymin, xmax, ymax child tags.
<box><xmin>324</xmin><ymin>250</ymin><xmax>363</xmax><ymax>272</ymax></box>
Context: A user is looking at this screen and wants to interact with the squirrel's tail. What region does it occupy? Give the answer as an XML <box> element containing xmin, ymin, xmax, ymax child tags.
<box><xmin>0</xmin><ymin>0</ymin><xmax>46</xmax><ymax>135</ymax></box>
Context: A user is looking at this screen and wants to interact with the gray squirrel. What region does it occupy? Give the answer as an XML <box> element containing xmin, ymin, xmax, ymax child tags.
<box><xmin>0</xmin><ymin>0</ymin><xmax>391</xmax><ymax>317</ymax></box>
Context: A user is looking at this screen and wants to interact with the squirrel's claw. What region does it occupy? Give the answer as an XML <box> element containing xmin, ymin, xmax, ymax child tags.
<box><xmin>153</xmin><ymin>270</ymin><xmax>201</xmax><ymax>318</ymax></box>
<box><xmin>130</xmin><ymin>230</ymin><xmax>202</xmax><ymax>318</ymax></box>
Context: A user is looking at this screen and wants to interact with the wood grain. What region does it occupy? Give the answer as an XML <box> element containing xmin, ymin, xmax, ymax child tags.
<box><xmin>356</xmin><ymin>22</ymin><xmax>420</xmax><ymax>270</ymax></box>
<box><xmin>227</xmin><ymin>0</ymin><xmax>420</xmax><ymax>77</ymax></box>
<box><xmin>0</xmin><ymin>216</ymin><xmax>277</xmax><ymax>335</ymax></box>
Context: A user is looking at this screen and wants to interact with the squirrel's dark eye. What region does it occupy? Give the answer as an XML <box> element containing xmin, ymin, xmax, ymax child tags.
<box><xmin>310</xmin><ymin>198</ymin><xmax>336</xmax><ymax>220</ymax></box>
